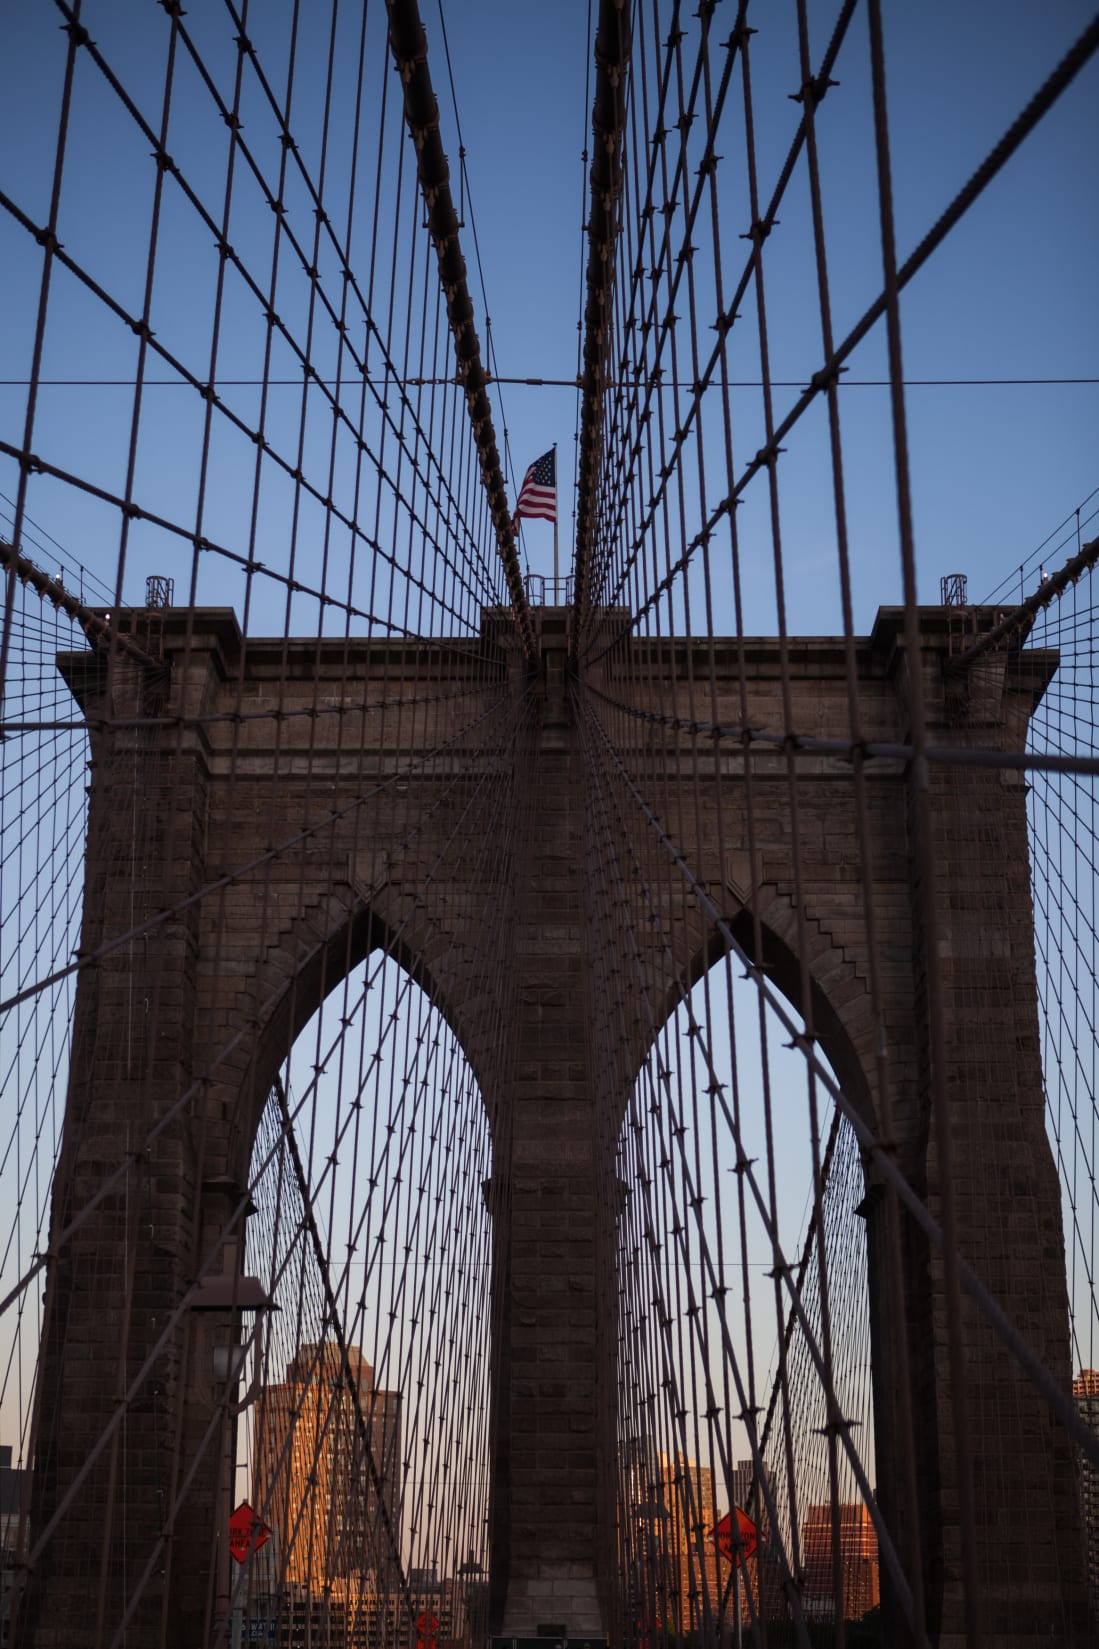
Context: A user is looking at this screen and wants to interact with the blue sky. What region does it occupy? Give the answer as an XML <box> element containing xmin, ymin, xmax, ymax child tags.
<box><xmin>0</xmin><ymin>0</ymin><xmax>1095</xmax><ymax>639</ymax></box>
<box><xmin>438</xmin><ymin>0</ymin><xmax>1098</xmax><ymax>628</ymax></box>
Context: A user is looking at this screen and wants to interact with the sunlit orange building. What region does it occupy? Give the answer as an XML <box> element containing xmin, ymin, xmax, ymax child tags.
<box><xmin>652</xmin><ymin>1454</ymin><xmax>722</xmax><ymax>1634</ymax></box>
<box><xmin>252</xmin><ymin>1341</ymin><xmax>402</xmax><ymax>1591</ymax></box>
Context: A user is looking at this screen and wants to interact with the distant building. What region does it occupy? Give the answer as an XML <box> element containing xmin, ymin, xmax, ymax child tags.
<box><xmin>1073</xmin><ymin>1369</ymin><xmax>1099</xmax><ymax>1621</ymax></box>
<box><xmin>799</xmin><ymin>1501</ymin><xmax>879</xmax><ymax>1622</ymax></box>
<box><xmin>621</xmin><ymin>1448</ymin><xmax>788</xmax><ymax>1637</ymax></box>
<box><xmin>240</xmin><ymin>1347</ymin><xmax>481</xmax><ymax>1649</ymax></box>
<box><xmin>233</xmin><ymin>1575</ymin><xmax>451</xmax><ymax>1649</ymax></box>
<box><xmin>0</xmin><ymin>1446</ymin><xmax>29</xmax><ymax>1648</ymax></box>
<box><xmin>655</xmin><ymin>1453</ymin><xmax>722</xmax><ymax>1635</ymax></box>
<box><xmin>252</xmin><ymin>1341</ymin><xmax>402</xmax><ymax>1593</ymax></box>
<box><xmin>728</xmin><ymin>1458</ymin><xmax>753</xmax><ymax>1519</ymax></box>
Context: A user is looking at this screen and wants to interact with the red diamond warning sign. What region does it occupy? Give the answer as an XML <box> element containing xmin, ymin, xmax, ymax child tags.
<box><xmin>229</xmin><ymin>1500</ymin><xmax>272</xmax><ymax>1565</ymax></box>
<box><xmin>712</xmin><ymin>1506</ymin><xmax>758</xmax><ymax>1568</ymax></box>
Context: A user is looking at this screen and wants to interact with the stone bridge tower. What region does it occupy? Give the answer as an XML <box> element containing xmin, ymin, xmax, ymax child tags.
<box><xmin>20</xmin><ymin>602</ymin><xmax>1089</xmax><ymax>1646</ymax></box>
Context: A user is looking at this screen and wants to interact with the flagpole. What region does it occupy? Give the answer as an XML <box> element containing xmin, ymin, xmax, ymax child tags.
<box><xmin>552</xmin><ymin>443</ymin><xmax>559</xmax><ymax>592</ymax></box>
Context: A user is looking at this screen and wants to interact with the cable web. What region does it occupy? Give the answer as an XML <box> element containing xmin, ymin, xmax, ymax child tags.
<box><xmin>1026</xmin><ymin>558</ymin><xmax>1099</xmax><ymax>1375</ymax></box>
<box><xmin>0</xmin><ymin>572</ymin><xmax>90</xmax><ymax>1526</ymax></box>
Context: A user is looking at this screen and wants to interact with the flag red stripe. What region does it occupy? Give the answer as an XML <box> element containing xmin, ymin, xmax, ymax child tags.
<box><xmin>515</xmin><ymin>450</ymin><xmax>557</xmax><ymax>523</ymax></box>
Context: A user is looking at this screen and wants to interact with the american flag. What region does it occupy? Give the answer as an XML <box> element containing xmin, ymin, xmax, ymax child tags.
<box><xmin>514</xmin><ymin>448</ymin><xmax>556</xmax><ymax>523</ymax></box>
